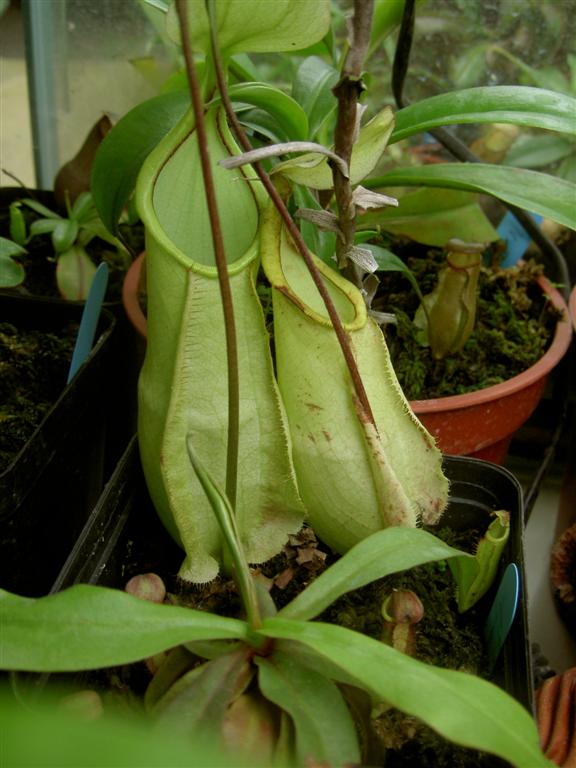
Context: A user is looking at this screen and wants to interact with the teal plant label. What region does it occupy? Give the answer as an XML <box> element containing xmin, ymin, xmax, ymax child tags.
<box><xmin>497</xmin><ymin>210</ymin><xmax>543</xmax><ymax>268</ymax></box>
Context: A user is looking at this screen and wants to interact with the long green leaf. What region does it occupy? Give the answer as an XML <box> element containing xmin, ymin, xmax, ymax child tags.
<box><xmin>91</xmin><ymin>91</ymin><xmax>190</xmax><ymax>235</ymax></box>
<box><xmin>278</xmin><ymin>527</ymin><xmax>466</xmax><ymax>621</ymax></box>
<box><xmin>504</xmin><ymin>134</ymin><xmax>575</xmax><ymax>169</ymax></box>
<box><xmin>368</xmin><ymin>0</ymin><xmax>407</xmax><ymax>57</ymax></box>
<box><xmin>0</xmin><ymin>253</ymin><xmax>25</xmax><ymax>287</ymax></box>
<box><xmin>357</xmin><ymin>188</ymin><xmax>499</xmax><ymax>246</ymax></box>
<box><xmin>256</xmin><ymin>651</ymin><xmax>360</xmax><ymax>765</ymax></box>
<box><xmin>0</xmin><ymin>586</ymin><xmax>248</xmax><ymax>672</ymax></box>
<box><xmin>291</xmin><ymin>56</ymin><xmax>339</xmax><ymax>140</ymax></box>
<box><xmin>186</xmin><ymin>437</ymin><xmax>262</xmax><ymax>632</ymax></box>
<box><xmin>211</xmin><ymin>82</ymin><xmax>309</xmax><ymax>142</ymax></box>
<box><xmin>365</xmin><ymin>244</ymin><xmax>426</xmax><ymax>302</ymax></box>
<box><xmin>367</xmin><ymin>164</ymin><xmax>576</xmax><ymax>230</ymax></box>
<box><xmin>21</xmin><ymin>198</ymin><xmax>61</xmax><ymax>219</ymax></box>
<box><xmin>0</xmin><ymin>236</ymin><xmax>26</xmax><ymax>258</ymax></box>
<box><xmin>154</xmin><ymin>649</ymin><xmax>253</xmax><ymax>736</ymax></box>
<box><xmin>390</xmin><ymin>86</ymin><xmax>576</xmax><ymax>143</ymax></box>
<box><xmin>261</xmin><ymin>620</ymin><xmax>551</xmax><ymax>768</ymax></box>
<box><xmin>1</xmin><ymin>692</ymin><xmax>248</xmax><ymax>768</ymax></box>
<box><xmin>166</xmin><ymin>0</ymin><xmax>331</xmax><ymax>56</ymax></box>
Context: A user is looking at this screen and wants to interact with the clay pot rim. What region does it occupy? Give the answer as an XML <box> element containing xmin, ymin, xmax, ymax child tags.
<box><xmin>123</xmin><ymin>254</ymin><xmax>572</xmax><ymax>404</ymax></box>
<box><xmin>569</xmin><ymin>284</ymin><xmax>576</xmax><ymax>333</ymax></box>
<box><xmin>122</xmin><ymin>252</ymin><xmax>147</xmax><ymax>339</ymax></box>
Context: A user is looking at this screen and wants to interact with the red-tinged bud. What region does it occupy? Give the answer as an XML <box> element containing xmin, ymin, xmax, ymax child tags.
<box><xmin>381</xmin><ymin>589</ymin><xmax>424</xmax><ymax>656</ymax></box>
<box><xmin>125</xmin><ymin>573</ymin><xmax>166</xmax><ymax>604</ymax></box>
<box><xmin>59</xmin><ymin>690</ymin><xmax>103</xmax><ymax>721</ymax></box>
<box><xmin>222</xmin><ymin>691</ymin><xmax>280</xmax><ymax>764</ymax></box>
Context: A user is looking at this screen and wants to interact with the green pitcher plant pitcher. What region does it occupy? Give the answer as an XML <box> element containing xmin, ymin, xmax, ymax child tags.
<box><xmin>136</xmin><ymin>104</ymin><xmax>448</xmax><ymax>582</ymax></box>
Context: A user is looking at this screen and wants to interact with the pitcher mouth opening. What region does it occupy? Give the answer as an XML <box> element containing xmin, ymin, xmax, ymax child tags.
<box><xmin>136</xmin><ymin>107</ymin><xmax>263</xmax><ymax>278</ymax></box>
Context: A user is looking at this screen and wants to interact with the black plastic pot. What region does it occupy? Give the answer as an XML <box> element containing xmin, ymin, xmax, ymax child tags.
<box><xmin>1</xmin><ymin>187</ymin><xmax>142</xmax><ymax>440</ymax></box>
<box><xmin>435</xmin><ymin>455</ymin><xmax>532</xmax><ymax>712</ymax></box>
<box><xmin>52</xmin><ymin>436</ymin><xmax>533</xmax><ymax>717</ymax></box>
<box><xmin>0</xmin><ymin>294</ymin><xmax>117</xmax><ymax>596</ymax></box>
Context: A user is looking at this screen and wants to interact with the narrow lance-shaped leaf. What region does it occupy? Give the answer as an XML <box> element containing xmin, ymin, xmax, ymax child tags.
<box><xmin>279</xmin><ymin>527</ymin><xmax>468</xmax><ymax>621</ymax></box>
<box><xmin>368</xmin><ymin>0</ymin><xmax>413</xmax><ymax>57</ymax></box>
<box><xmin>504</xmin><ymin>134</ymin><xmax>575</xmax><ymax>169</ymax></box>
<box><xmin>357</xmin><ymin>188</ymin><xmax>499</xmax><ymax>247</ymax></box>
<box><xmin>0</xmin><ymin>237</ymin><xmax>27</xmax><ymax>276</ymax></box>
<box><xmin>20</xmin><ymin>198</ymin><xmax>61</xmax><ymax>219</ymax></box>
<box><xmin>91</xmin><ymin>90</ymin><xmax>190</xmax><ymax>235</ymax></box>
<box><xmin>261</xmin><ymin>619</ymin><xmax>551</xmax><ymax>768</ymax></box>
<box><xmin>255</xmin><ymin>651</ymin><xmax>361</xmax><ymax>766</ymax></box>
<box><xmin>1</xmin><ymin>692</ymin><xmax>250</xmax><ymax>768</ymax></box>
<box><xmin>362</xmin><ymin>243</ymin><xmax>427</xmax><ymax>304</ymax></box>
<box><xmin>291</xmin><ymin>55</ymin><xmax>339</xmax><ymax>140</ymax></box>
<box><xmin>210</xmin><ymin>82</ymin><xmax>309</xmax><ymax>142</ymax></box>
<box><xmin>390</xmin><ymin>86</ymin><xmax>576</xmax><ymax>144</ymax></box>
<box><xmin>261</xmin><ymin>201</ymin><xmax>448</xmax><ymax>555</ymax></box>
<box><xmin>0</xmin><ymin>253</ymin><xmax>25</xmax><ymax>287</ymax></box>
<box><xmin>154</xmin><ymin>648</ymin><xmax>253</xmax><ymax>740</ymax></box>
<box><xmin>9</xmin><ymin>202</ymin><xmax>27</xmax><ymax>244</ymax></box>
<box><xmin>186</xmin><ymin>437</ymin><xmax>262</xmax><ymax>631</ymax></box>
<box><xmin>366</xmin><ymin>164</ymin><xmax>576</xmax><ymax>231</ymax></box>
<box><xmin>0</xmin><ymin>586</ymin><xmax>248</xmax><ymax>672</ymax></box>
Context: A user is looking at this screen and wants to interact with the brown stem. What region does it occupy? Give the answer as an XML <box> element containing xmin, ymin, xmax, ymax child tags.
<box><xmin>207</xmin><ymin>2</ymin><xmax>376</xmax><ymax>428</ymax></box>
<box><xmin>331</xmin><ymin>0</ymin><xmax>374</xmax><ymax>274</ymax></box>
<box><xmin>175</xmin><ymin>0</ymin><xmax>240</xmax><ymax>508</ymax></box>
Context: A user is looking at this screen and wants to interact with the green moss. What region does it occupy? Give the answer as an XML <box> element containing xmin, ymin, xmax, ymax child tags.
<box><xmin>376</xmin><ymin>250</ymin><xmax>559</xmax><ymax>399</ymax></box>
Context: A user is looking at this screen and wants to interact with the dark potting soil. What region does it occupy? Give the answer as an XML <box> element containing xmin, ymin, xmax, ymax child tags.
<box><xmin>373</xmin><ymin>247</ymin><xmax>560</xmax><ymax>400</ymax></box>
<box><xmin>0</xmin><ymin>321</ymin><xmax>77</xmax><ymax>472</ymax></box>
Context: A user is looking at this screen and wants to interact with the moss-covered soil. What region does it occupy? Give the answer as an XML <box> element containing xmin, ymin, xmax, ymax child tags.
<box><xmin>374</xmin><ymin>246</ymin><xmax>560</xmax><ymax>400</ymax></box>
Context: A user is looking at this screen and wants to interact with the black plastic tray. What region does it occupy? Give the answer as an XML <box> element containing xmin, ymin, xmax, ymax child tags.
<box><xmin>0</xmin><ymin>294</ymin><xmax>116</xmax><ymax>595</ymax></box>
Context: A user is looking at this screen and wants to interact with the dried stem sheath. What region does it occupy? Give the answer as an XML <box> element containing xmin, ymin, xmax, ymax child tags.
<box><xmin>332</xmin><ymin>0</ymin><xmax>374</xmax><ymax>274</ymax></box>
<box><xmin>207</xmin><ymin>1</ymin><xmax>376</xmax><ymax>428</ymax></box>
<box><xmin>175</xmin><ymin>0</ymin><xmax>240</xmax><ymax>508</ymax></box>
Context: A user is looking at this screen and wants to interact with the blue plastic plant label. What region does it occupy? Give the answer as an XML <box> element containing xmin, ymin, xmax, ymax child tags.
<box><xmin>484</xmin><ymin>562</ymin><xmax>520</xmax><ymax>669</ymax></box>
<box><xmin>497</xmin><ymin>211</ymin><xmax>543</xmax><ymax>268</ymax></box>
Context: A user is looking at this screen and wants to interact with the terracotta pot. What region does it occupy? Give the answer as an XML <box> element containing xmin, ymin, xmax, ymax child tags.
<box><xmin>536</xmin><ymin>667</ymin><xmax>576</xmax><ymax>767</ymax></box>
<box><xmin>123</xmin><ymin>257</ymin><xmax>572</xmax><ymax>463</ymax></box>
<box><xmin>411</xmin><ymin>276</ymin><xmax>572</xmax><ymax>462</ymax></box>
<box><xmin>570</xmin><ymin>285</ymin><xmax>576</xmax><ymax>332</ymax></box>
<box><xmin>122</xmin><ymin>252</ymin><xmax>147</xmax><ymax>339</ymax></box>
